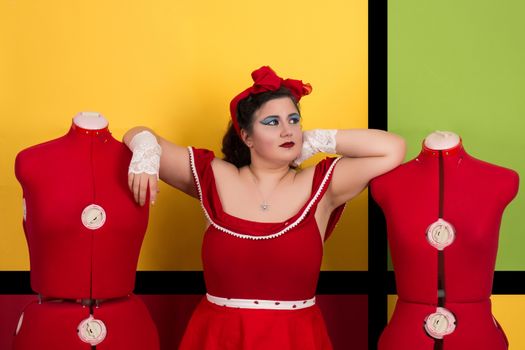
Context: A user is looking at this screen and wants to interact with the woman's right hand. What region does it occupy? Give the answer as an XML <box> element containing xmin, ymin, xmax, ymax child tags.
<box><xmin>125</xmin><ymin>129</ymin><xmax>162</xmax><ymax>206</ymax></box>
<box><xmin>128</xmin><ymin>172</ymin><xmax>159</xmax><ymax>206</ymax></box>
<box><xmin>123</xmin><ymin>126</ymin><xmax>197</xmax><ymax>202</ymax></box>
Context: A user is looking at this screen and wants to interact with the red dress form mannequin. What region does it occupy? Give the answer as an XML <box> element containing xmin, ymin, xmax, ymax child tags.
<box><xmin>13</xmin><ymin>112</ymin><xmax>159</xmax><ymax>350</ymax></box>
<box><xmin>371</xmin><ymin>131</ymin><xmax>519</xmax><ymax>350</ymax></box>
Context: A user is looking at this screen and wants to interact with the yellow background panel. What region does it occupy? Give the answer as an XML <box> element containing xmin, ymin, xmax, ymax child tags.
<box><xmin>492</xmin><ymin>295</ymin><xmax>525</xmax><ymax>350</ymax></box>
<box><xmin>0</xmin><ymin>0</ymin><xmax>367</xmax><ymax>270</ymax></box>
<box><xmin>387</xmin><ymin>295</ymin><xmax>396</xmax><ymax>322</ymax></box>
<box><xmin>387</xmin><ymin>295</ymin><xmax>525</xmax><ymax>348</ymax></box>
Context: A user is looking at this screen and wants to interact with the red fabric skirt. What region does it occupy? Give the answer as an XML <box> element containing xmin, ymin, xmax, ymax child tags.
<box><xmin>179</xmin><ymin>298</ymin><xmax>333</xmax><ymax>350</ymax></box>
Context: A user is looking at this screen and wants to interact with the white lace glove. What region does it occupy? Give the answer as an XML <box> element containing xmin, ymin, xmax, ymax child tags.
<box><xmin>128</xmin><ymin>131</ymin><xmax>162</xmax><ymax>178</ymax></box>
<box><xmin>293</xmin><ymin>129</ymin><xmax>338</xmax><ymax>166</ymax></box>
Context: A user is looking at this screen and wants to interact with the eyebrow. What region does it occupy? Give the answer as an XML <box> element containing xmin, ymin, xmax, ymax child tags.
<box><xmin>262</xmin><ymin>113</ymin><xmax>300</xmax><ymax>119</ymax></box>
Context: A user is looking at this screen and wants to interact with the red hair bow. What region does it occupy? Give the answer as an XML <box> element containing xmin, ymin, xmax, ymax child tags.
<box><xmin>229</xmin><ymin>66</ymin><xmax>312</xmax><ymax>135</ymax></box>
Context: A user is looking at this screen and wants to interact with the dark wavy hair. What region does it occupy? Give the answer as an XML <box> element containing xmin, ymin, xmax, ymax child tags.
<box><xmin>222</xmin><ymin>87</ymin><xmax>299</xmax><ymax>168</ymax></box>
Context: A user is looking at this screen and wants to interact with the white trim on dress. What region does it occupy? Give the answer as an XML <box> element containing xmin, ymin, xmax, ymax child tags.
<box><xmin>188</xmin><ymin>147</ymin><xmax>342</xmax><ymax>240</ymax></box>
<box><xmin>206</xmin><ymin>293</ymin><xmax>316</xmax><ymax>310</ymax></box>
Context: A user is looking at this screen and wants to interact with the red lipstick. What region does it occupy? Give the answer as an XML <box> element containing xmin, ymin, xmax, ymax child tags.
<box><xmin>280</xmin><ymin>142</ymin><xmax>295</xmax><ymax>148</ymax></box>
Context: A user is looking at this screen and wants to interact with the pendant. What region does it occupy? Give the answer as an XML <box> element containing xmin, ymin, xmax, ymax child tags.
<box><xmin>260</xmin><ymin>203</ymin><xmax>269</xmax><ymax>211</ymax></box>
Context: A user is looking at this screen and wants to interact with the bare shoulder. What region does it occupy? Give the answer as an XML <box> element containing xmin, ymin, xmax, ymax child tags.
<box><xmin>294</xmin><ymin>163</ymin><xmax>316</xmax><ymax>176</ymax></box>
<box><xmin>289</xmin><ymin>164</ymin><xmax>318</xmax><ymax>190</ymax></box>
<box><xmin>209</xmin><ymin>158</ymin><xmax>246</xmax><ymax>194</ymax></box>
<box><xmin>210</xmin><ymin>157</ymin><xmax>241</xmax><ymax>178</ymax></box>
<box><xmin>327</xmin><ymin>155</ymin><xmax>402</xmax><ymax>209</ymax></box>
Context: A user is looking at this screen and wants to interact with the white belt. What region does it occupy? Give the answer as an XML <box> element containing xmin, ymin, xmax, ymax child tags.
<box><xmin>206</xmin><ymin>293</ymin><xmax>316</xmax><ymax>310</ymax></box>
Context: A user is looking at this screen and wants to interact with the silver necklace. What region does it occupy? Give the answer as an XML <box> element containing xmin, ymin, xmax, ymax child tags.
<box><xmin>248</xmin><ymin>166</ymin><xmax>289</xmax><ymax>212</ymax></box>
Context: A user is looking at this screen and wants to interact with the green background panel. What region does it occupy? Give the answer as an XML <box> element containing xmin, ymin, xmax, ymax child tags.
<box><xmin>388</xmin><ymin>0</ymin><xmax>524</xmax><ymax>270</ymax></box>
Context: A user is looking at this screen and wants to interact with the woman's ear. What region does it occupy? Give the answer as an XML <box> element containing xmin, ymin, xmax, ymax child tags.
<box><xmin>241</xmin><ymin>129</ymin><xmax>253</xmax><ymax>148</ymax></box>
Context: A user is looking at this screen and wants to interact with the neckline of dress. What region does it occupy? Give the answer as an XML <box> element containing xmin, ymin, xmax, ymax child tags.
<box><xmin>188</xmin><ymin>147</ymin><xmax>341</xmax><ymax>239</ymax></box>
<box><xmin>209</xmin><ymin>162</ymin><xmax>315</xmax><ymax>227</ymax></box>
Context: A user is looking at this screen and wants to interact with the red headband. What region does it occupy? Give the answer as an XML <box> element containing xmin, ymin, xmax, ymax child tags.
<box><xmin>229</xmin><ymin>66</ymin><xmax>312</xmax><ymax>135</ymax></box>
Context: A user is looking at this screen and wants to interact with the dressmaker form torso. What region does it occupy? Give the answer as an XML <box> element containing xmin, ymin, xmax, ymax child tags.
<box><xmin>371</xmin><ymin>131</ymin><xmax>519</xmax><ymax>350</ymax></box>
<box><xmin>13</xmin><ymin>112</ymin><xmax>159</xmax><ymax>350</ymax></box>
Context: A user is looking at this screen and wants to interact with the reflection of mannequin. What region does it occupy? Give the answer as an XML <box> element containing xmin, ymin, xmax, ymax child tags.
<box><xmin>14</xmin><ymin>112</ymin><xmax>159</xmax><ymax>349</ymax></box>
<box><xmin>371</xmin><ymin>131</ymin><xmax>519</xmax><ymax>350</ymax></box>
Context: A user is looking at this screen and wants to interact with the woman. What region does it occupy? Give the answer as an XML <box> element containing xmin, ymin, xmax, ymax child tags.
<box><xmin>124</xmin><ymin>66</ymin><xmax>406</xmax><ymax>349</ymax></box>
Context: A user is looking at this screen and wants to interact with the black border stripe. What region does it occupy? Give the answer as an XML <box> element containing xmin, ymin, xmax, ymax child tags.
<box><xmin>0</xmin><ymin>272</ymin><xmax>33</xmax><ymax>294</ymax></box>
<box><xmin>368</xmin><ymin>0</ymin><xmax>389</xmax><ymax>349</ymax></box>
<box><xmin>0</xmin><ymin>271</ymin><xmax>371</xmax><ymax>295</ymax></box>
<box><xmin>383</xmin><ymin>271</ymin><xmax>525</xmax><ymax>295</ymax></box>
<box><xmin>2</xmin><ymin>271</ymin><xmax>525</xmax><ymax>295</ymax></box>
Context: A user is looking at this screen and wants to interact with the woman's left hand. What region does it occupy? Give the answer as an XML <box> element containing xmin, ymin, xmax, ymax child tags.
<box><xmin>293</xmin><ymin>129</ymin><xmax>338</xmax><ymax>166</ymax></box>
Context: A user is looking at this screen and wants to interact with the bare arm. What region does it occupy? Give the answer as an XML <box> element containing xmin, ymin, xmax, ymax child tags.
<box><xmin>326</xmin><ymin>129</ymin><xmax>406</xmax><ymax>208</ymax></box>
<box><xmin>123</xmin><ymin>126</ymin><xmax>197</xmax><ymax>206</ymax></box>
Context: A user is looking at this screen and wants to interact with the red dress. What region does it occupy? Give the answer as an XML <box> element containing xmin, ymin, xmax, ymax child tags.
<box><xmin>371</xmin><ymin>143</ymin><xmax>519</xmax><ymax>350</ymax></box>
<box><xmin>178</xmin><ymin>148</ymin><xmax>346</xmax><ymax>350</ymax></box>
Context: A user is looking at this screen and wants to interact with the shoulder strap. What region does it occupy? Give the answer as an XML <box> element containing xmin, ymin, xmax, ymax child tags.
<box><xmin>188</xmin><ymin>147</ymin><xmax>222</xmax><ymax>219</ymax></box>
